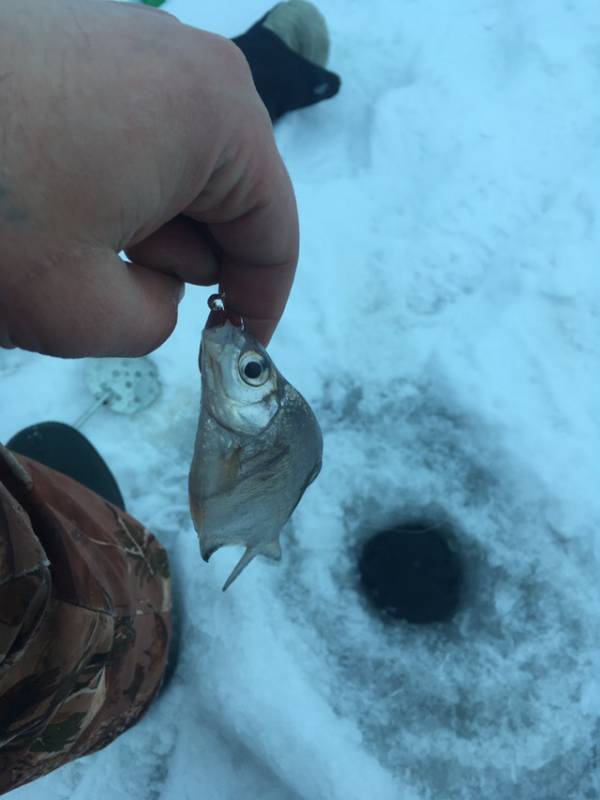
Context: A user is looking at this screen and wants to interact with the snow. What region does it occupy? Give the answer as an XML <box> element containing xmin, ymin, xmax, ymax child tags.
<box><xmin>3</xmin><ymin>0</ymin><xmax>600</xmax><ymax>798</ymax></box>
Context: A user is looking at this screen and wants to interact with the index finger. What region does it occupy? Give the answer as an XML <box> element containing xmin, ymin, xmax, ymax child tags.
<box><xmin>194</xmin><ymin>161</ymin><xmax>298</xmax><ymax>345</ymax></box>
<box><xmin>207</xmin><ymin>161</ymin><xmax>299</xmax><ymax>345</ymax></box>
<box><xmin>183</xmin><ymin>56</ymin><xmax>299</xmax><ymax>346</ymax></box>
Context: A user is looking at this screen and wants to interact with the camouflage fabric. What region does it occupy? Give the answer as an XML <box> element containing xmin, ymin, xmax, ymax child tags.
<box><xmin>0</xmin><ymin>444</ymin><xmax>172</xmax><ymax>795</ymax></box>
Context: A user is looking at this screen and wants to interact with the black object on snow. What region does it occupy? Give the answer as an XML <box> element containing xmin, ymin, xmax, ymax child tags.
<box><xmin>7</xmin><ymin>421</ymin><xmax>126</xmax><ymax>511</ymax></box>
<box><xmin>233</xmin><ymin>16</ymin><xmax>341</xmax><ymax>123</ymax></box>
<box><xmin>358</xmin><ymin>520</ymin><xmax>463</xmax><ymax>624</ymax></box>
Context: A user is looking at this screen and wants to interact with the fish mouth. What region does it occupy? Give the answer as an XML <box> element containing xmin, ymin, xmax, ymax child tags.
<box><xmin>200</xmin><ymin>319</ymin><xmax>281</xmax><ymax>434</ymax></box>
<box><xmin>200</xmin><ymin>322</ymin><xmax>248</xmax><ymax>432</ymax></box>
<box><xmin>201</xmin><ymin>320</ymin><xmax>240</xmax><ymax>360</ymax></box>
<box><xmin>200</xmin><ymin>321</ymin><xmax>238</xmax><ymax>396</ymax></box>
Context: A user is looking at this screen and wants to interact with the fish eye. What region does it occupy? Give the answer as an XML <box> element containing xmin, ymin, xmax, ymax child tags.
<box><xmin>239</xmin><ymin>351</ymin><xmax>270</xmax><ymax>387</ymax></box>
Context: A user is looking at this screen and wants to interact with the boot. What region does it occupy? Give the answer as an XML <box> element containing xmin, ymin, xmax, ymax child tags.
<box><xmin>233</xmin><ymin>1</ymin><xmax>341</xmax><ymax>122</ymax></box>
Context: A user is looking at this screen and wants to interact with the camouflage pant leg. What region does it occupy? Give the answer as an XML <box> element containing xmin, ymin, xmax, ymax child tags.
<box><xmin>0</xmin><ymin>444</ymin><xmax>172</xmax><ymax>795</ymax></box>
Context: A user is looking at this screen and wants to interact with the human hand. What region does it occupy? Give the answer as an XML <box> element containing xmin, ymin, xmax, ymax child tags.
<box><xmin>0</xmin><ymin>0</ymin><xmax>298</xmax><ymax>357</ymax></box>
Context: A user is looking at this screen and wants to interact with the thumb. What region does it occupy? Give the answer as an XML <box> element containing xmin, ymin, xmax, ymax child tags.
<box><xmin>3</xmin><ymin>247</ymin><xmax>184</xmax><ymax>358</ymax></box>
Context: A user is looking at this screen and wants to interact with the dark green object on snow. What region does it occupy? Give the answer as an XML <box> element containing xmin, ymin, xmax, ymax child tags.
<box><xmin>140</xmin><ymin>0</ymin><xmax>166</xmax><ymax>7</ymax></box>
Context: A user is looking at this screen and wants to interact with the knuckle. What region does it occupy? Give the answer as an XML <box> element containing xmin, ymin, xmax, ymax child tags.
<box><xmin>142</xmin><ymin>301</ymin><xmax>178</xmax><ymax>355</ymax></box>
<box><xmin>183</xmin><ymin>31</ymin><xmax>254</xmax><ymax>91</ymax></box>
<box><xmin>209</xmin><ymin>34</ymin><xmax>252</xmax><ymax>79</ymax></box>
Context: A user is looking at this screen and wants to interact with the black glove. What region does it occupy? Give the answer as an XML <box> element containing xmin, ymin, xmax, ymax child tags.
<box><xmin>233</xmin><ymin>16</ymin><xmax>341</xmax><ymax>123</ymax></box>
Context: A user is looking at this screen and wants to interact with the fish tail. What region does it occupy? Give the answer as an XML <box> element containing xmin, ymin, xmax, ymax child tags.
<box><xmin>222</xmin><ymin>537</ymin><xmax>283</xmax><ymax>591</ymax></box>
<box><xmin>222</xmin><ymin>547</ymin><xmax>257</xmax><ymax>592</ymax></box>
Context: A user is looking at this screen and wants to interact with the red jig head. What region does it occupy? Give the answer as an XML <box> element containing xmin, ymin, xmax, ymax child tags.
<box><xmin>206</xmin><ymin>292</ymin><xmax>244</xmax><ymax>331</ymax></box>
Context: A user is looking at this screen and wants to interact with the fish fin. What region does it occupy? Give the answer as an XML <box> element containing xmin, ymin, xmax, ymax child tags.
<box><xmin>261</xmin><ymin>538</ymin><xmax>282</xmax><ymax>561</ymax></box>
<box><xmin>284</xmin><ymin>459</ymin><xmax>322</xmax><ymax>523</ymax></box>
<box><xmin>221</xmin><ymin>537</ymin><xmax>282</xmax><ymax>591</ymax></box>
<box><xmin>200</xmin><ymin>543</ymin><xmax>217</xmax><ymax>562</ymax></box>
<box><xmin>222</xmin><ymin>547</ymin><xmax>257</xmax><ymax>592</ymax></box>
<box><xmin>306</xmin><ymin>458</ymin><xmax>322</xmax><ymax>488</ymax></box>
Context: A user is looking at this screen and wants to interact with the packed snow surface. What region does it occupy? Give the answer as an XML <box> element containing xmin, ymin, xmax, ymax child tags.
<box><xmin>3</xmin><ymin>0</ymin><xmax>600</xmax><ymax>798</ymax></box>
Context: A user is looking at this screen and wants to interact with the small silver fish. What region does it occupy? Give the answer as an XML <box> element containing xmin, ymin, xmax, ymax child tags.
<box><xmin>188</xmin><ymin>319</ymin><xmax>323</xmax><ymax>590</ymax></box>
